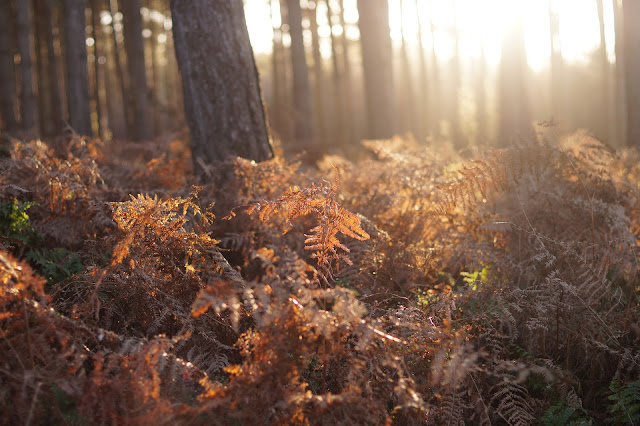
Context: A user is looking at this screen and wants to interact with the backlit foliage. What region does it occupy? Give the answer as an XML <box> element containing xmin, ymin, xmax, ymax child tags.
<box><xmin>1</xmin><ymin>130</ymin><xmax>638</xmax><ymax>424</ymax></box>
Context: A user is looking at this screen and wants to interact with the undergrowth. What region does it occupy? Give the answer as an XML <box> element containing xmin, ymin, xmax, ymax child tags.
<box><xmin>0</xmin><ymin>129</ymin><xmax>638</xmax><ymax>424</ymax></box>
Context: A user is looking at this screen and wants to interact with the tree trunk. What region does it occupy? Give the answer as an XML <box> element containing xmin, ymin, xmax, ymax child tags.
<box><xmin>16</xmin><ymin>0</ymin><xmax>37</xmax><ymax>133</ymax></box>
<box><xmin>357</xmin><ymin>0</ymin><xmax>395</xmax><ymax>139</ymax></box>
<box><xmin>596</xmin><ymin>0</ymin><xmax>613</xmax><ymax>144</ymax></box>
<box><xmin>269</xmin><ymin>0</ymin><xmax>283</xmax><ymax>139</ymax></box>
<box><xmin>548</xmin><ymin>0</ymin><xmax>565</xmax><ymax>128</ymax></box>
<box><xmin>170</xmin><ymin>0</ymin><xmax>273</xmax><ymax>178</ymax></box>
<box><xmin>326</xmin><ymin>0</ymin><xmax>344</xmax><ymax>145</ymax></box>
<box><xmin>310</xmin><ymin>3</ymin><xmax>325</xmax><ymax>144</ymax></box>
<box><xmin>338</xmin><ymin>0</ymin><xmax>355</xmax><ymax>144</ymax></box>
<box><xmin>450</xmin><ymin>0</ymin><xmax>462</xmax><ymax>148</ymax></box>
<box><xmin>398</xmin><ymin>0</ymin><xmax>416</xmax><ymax>135</ymax></box>
<box><xmin>34</xmin><ymin>0</ymin><xmax>50</xmax><ymax>136</ymax></box>
<box><xmin>0</xmin><ymin>0</ymin><xmax>18</xmax><ymax>133</ymax></box>
<box><xmin>474</xmin><ymin>45</ymin><xmax>488</xmax><ymax>144</ymax></box>
<box><xmin>63</xmin><ymin>0</ymin><xmax>92</xmax><ymax>135</ymax></box>
<box><xmin>42</xmin><ymin>0</ymin><xmax>65</xmax><ymax>135</ymax></box>
<box><xmin>109</xmin><ymin>0</ymin><xmax>130</xmax><ymax>138</ymax></box>
<box><xmin>499</xmin><ymin>14</ymin><xmax>531</xmax><ymax>145</ymax></box>
<box><xmin>286</xmin><ymin>0</ymin><xmax>313</xmax><ymax>144</ymax></box>
<box><xmin>612</xmin><ymin>0</ymin><xmax>626</xmax><ymax>145</ymax></box>
<box><xmin>624</xmin><ymin>0</ymin><xmax>640</xmax><ymax>146</ymax></box>
<box><xmin>121</xmin><ymin>0</ymin><xmax>152</xmax><ymax>140</ymax></box>
<box><xmin>414</xmin><ymin>0</ymin><xmax>429</xmax><ymax>142</ymax></box>
<box><xmin>428</xmin><ymin>0</ymin><xmax>440</xmax><ymax>139</ymax></box>
<box><xmin>90</xmin><ymin>0</ymin><xmax>104</xmax><ymax>138</ymax></box>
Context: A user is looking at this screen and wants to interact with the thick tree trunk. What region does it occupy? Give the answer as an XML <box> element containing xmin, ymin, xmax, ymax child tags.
<box><xmin>286</xmin><ymin>0</ymin><xmax>313</xmax><ymax>144</ymax></box>
<box><xmin>121</xmin><ymin>0</ymin><xmax>152</xmax><ymax>140</ymax></box>
<box><xmin>63</xmin><ymin>0</ymin><xmax>92</xmax><ymax>135</ymax></box>
<box><xmin>16</xmin><ymin>0</ymin><xmax>37</xmax><ymax>133</ymax></box>
<box><xmin>0</xmin><ymin>0</ymin><xmax>18</xmax><ymax>133</ymax></box>
<box><xmin>357</xmin><ymin>0</ymin><xmax>395</xmax><ymax>139</ymax></box>
<box><xmin>624</xmin><ymin>0</ymin><xmax>640</xmax><ymax>146</ymax></box>
<box><xmin>169</xmin><ymin>0</ymin><xmax>273</xmax><ymax>178</ymax></box>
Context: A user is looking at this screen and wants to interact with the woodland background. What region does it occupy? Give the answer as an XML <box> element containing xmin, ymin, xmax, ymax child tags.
<box><xmin>0</xmin><ymin>0</ymin><xmax>639</xmax><ymax>425</ymax></box>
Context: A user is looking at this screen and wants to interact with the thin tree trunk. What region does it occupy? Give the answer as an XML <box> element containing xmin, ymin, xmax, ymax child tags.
<box><xmin>170</xmin><ymin>0</ymin><xmax>273</xmax><ymax>179</ymax></box>
<box><xmin>103</xmin><ymin>13</ymin><xmax>126</xmax><ymax>139</ymax></box>
<box><xmin>450</xmin><ymin>0</ymin><xmax>462</xmax><ymax>148</ymax></box>
<box><xmin>63</xmin><ymin>0</ymin><xmax>92</xmax><ymax>135</ymax></box>
<box><xmin>474</xmin><ymin>44</ymin><xmax>488</xmax><ymax>144</ymax></box>
<box><xmin>43</xmin><ymin>0</ymin><xmax>65</xmax><ymax>134</ymax></box>
<box><xmin>548</xmin><ymin>0</ymin><xmax>564</xmax><ymax>127</ymax></box>
<box><xmin>338</xmin><ymin>0</ymin><xmax>355</xmax><ymax>144</ymax></box>
<box><xmin>398</xmin><ymin>0</ymin><xmax>416</xmax><ymax>135</ymax></box>
<box><xmin>121</xmin><ymin>0</ymin><xmax>152</xmax><ymax>140</ymax></box>
<box><xmin>326</xmin><ymin>0</ymin><xmax>344</xmax><ymax>145</ymax></box>
<box><xmin>310</xmin><ymin>3</ymin><xmax>326</xmax><ymax>143</ymax></box>
<box><xmin>0</xmin><ymin>0</ymin><xmax>18</xmax><ymax>133</ymax></box>
<box><xmin>428</xmin><ymin>0</ymin><xmax>440</xmax><ymax>139</ymax></box>
<box><xmin>414</xmin><ymin>0</ymin><xmax>428</xmax><ymax>142</ymax></box>
<box><xmin>278</xmin><ymin>0</ymin><xmax>294</xmax><ymax>143</ymax></box>
<box><xmin>612</xmin><ymin>0</ymin><xmax>626</xmax><ymax>145</ymax></box>
<box><xmin>109</xmin><ymin>0</ymin><xmax>130</xmax><ymax>138</ymax></box>
<box><xmin>499</xmin><ymin>13</ymin><xmax>531</xmax><ymax>144</ymax></box>
<box><xmin>34</xmin><ymin>0</ymin><xmax>50</xmax><ymax>136</ymax></box>
<box><xmin>16</xmin><ymin>0</ymin><xmax>37</xmax><ymax>134</ymax></box>
<box><xmin>147</xmin><ymin>7</ymin><xmax>160</xmax><ymax>137</ymax></box>
<box><xmin>90</xmin><ymin>0</ymin><xmax>104</xmax><ymax>138</ymax></box>
<box><xmin>357</xmin><ymin>0</ymin><xmax>395</xmax><ymax>139</ymax></box>
<box><xmin>286</xmin><ymin>0</ymin><xmax>313</xmax><ymax>144</ymax></box>
<box><xmin>597</xmin><ymin>0</ymin><xmax>613</xmax><ymax>144</ymax></box>
<box><xmin>624</xmin><ymin>0</ymin><xmax>640</xmax><ymax>146</ymax></box>
<box><xmin>269</xmin><ymin>0</ymin><xmax>282</xmax><ymax>138</ymax></box>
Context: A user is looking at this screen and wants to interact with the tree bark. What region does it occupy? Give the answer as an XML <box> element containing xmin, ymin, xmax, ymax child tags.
<box><xmin>0</xmin><ymin>0</ymin><xmax>18</xmax><ymax>133</ymax></box>
<box><xmin>357</xmin><ymin>0</ymin><xmax>395</xmax><ymax>139</ymax></box>
<box><xmin>286</xmin><ymin>0</ymin><xmax>313</xmax><ymax>144</ymax></box>
<box><xmin>16</xmin><ymin>0</ymin><xmax>37</xmax><ymax>133</ymax></box>
<box><xmin>121</xmin><ymin>0</ymin><xmax>152</xmax><ymax>140</ymax></box>
<box><xmin>170</xmin><ymin>0</ymin><xmax>273</xmax><ymax>178</ymax></box>
<box><xmin>63</xmin><ymin>0</ymin><xmax>92</xmax><ymax>135</ymax></box>
<box><xmin>624</xmin><ymin>0</ymin><xmax>640</xmax><ymax>146</ymax></box>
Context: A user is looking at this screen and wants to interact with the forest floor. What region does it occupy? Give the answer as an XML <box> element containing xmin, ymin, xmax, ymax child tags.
<box><xmin>1</xmin><ymin>129</ymin><xmax>639</xmax><ymax>425</ymax></box>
